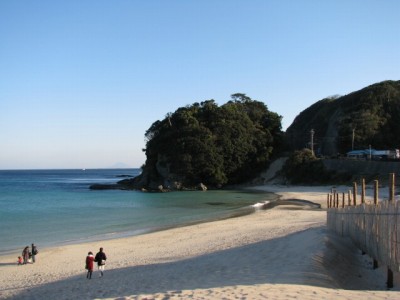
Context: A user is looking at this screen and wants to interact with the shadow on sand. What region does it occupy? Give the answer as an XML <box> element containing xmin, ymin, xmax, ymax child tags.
<box><xmin>6</xmin><ymin>226</ymin><xmax>391</xmax><ymax>300</ymax></box>
<box><xmin>0</xmin><ymin>262</ymin><xmax>19</xmax><ymax>267</ymax></box>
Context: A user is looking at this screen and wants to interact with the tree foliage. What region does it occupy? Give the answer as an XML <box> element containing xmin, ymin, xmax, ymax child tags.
<box><xmin>282</xmin><ymin>149</ymin><xmax>351</xmax><ymax>184</ymax></box>
<box><xmin>142</xmin><ymin>94</ymin><xmax>283</xmax><ymax>187</ymax></box>
<box><xmin>285</xmin><ymin>80</ymin><xmax>400</xmax><ymax>155</ymax></box>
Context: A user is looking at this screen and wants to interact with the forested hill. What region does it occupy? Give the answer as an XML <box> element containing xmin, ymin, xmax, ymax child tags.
<box><xmin>97</xmin><ymin>80</ymin><xmax>400</xmax><ymax>191</ymax></box>
<box><xmin>128</xmin><ymin>94</ymin><xmax>284</xmax><ymax>190</ymax></box>
<box><xmin>285</xmin><ymin>80</ymin><xmax>400</xmax><ymax>156</ymax></box>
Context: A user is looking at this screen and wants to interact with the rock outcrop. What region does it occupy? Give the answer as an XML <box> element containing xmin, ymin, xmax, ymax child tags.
<box><xmin>90</xmin><ymin>168</ymin><xmax>208</xmax><ymax>192</ymax></box>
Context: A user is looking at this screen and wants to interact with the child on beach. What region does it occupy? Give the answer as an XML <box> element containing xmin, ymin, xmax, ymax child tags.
<box><xmin>17</xmin><ymin>256</ymin><xmax>23</xmax><ymax>265</ymax></box>
<box><xmin>85</xmin><ymin>252</ymin><xmax>94</xmax><ymax>279</ymax></box>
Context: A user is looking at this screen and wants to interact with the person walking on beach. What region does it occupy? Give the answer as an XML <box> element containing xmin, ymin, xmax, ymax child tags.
<box><xmin>85</xmin><ymin>251</ymin><xmax>94</xmax><ymax>279</ymax></box>
<box><xmin>94</xmin><ymin>247</ymin><xmax>107</xmax><ymax>277</ymax></box>
<box><xmin>22</xmin><ymin>246</ymin><xmax>30</xmax><ymax>264</ymax></box>
<box><xmin>31</xmin><ymin>243</ymin><xmax>38</xmax><ymax>263</ymax></box>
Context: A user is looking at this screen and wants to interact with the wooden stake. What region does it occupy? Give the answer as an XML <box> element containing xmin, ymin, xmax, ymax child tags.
<box><xmin>389</xmin><ymin>173</ymin><xmax>395</xmax><ymax>202</ymax></box>
<box><xmin>374</xmin><ymin>180</ymin><xmax>378</xmax><ymax>205</ymax></box>
<box><xmin>373</xmin><ymin>259</ymin><xmax>378</xmax><ymax>269</ymax></box>
<box><xmin>387</xmin><ymin>268</ymin><xmax>394</xmax><ymax>288</ymax></box>
<box><xmin>361</xmin><ymin>178</ymin><xmax>365</xmax><ymax>204</ymax></box>
<box><xmin>353</xmin><ymin>182</ymin><xmax>357</xmax><ymax>205</ymax></box>
<box><xmin>348</xmin><ymin>190</ymin><xmax>352</xmax><ymax>206</ymax></box>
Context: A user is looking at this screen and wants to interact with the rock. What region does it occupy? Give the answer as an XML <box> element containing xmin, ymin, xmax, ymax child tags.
<box><xmin>89</xmin><ymin>184</ymin><xmax>125</xmax><ymax>190</ymax></box>
<box><xmin>171</xmin><ymin>181</ymin><xmax>183</xmax><ymax>190</ymax></box>
<box><xmin>197</xmin><ymin>183</ymin><xmax>207</xmax><ymax>191</ymax></box>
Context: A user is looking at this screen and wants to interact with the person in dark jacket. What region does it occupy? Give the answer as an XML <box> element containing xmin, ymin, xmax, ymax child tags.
<box><xmin>94</xmin><ymin>247</ymin><xmax>107</xmax><ymax>277</ymax></box>
<box><xmin>31</xmin><ymin>243</ymin><xmax>38</xmax><ymax>263</ymax></box>
<box><xmin>85</xmin><ymin>251</ymin><xmax>94</xmax><ymax>279</ymax></box>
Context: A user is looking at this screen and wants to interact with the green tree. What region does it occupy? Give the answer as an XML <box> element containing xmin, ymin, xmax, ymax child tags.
<box><xmin>141</xmin><ymin>94</ymin><xmax>283</xmax><ymax>187</ymax></box>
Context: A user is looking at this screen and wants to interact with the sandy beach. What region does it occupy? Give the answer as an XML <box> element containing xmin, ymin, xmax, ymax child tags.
<box><xmin>1</xmin><ymin>184</ymin><xmax>399</xmax><ymax>299</ymax></box>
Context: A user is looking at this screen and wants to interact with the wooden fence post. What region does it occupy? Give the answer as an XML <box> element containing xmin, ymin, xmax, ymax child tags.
<box><xmin>360</xmin><ymin>178</ymin><xmax>366</xmax><ymax>255</ymax></box>
<box><xmin>387</xmin><ymin>268</ymin><xmax>394</xmax><ymax>288</ymax></box>
<box><xmin>373</xmin><ymin>180</ymin><xmax>379</xmax><ymax>266</ymax></box>
<box><xmin>361</xmin><ymin>178</ymin><xmax>365</xmax><ymax>204</ymax></box>
<box><xmin>342</xmin><ymin>192</ymin><xmax>345</xmax><ymax>208</ymax></box>
<box><xmin>327</xmin><ymin>193</ymin><xmax>330</xmax><ymax>208</ymax></box>
<box><xmin>372</xmin><ymin>180</ymin><xmax>379</xmax><ymax>269</ymax></box>
<box><xmin>348</xmin><ymin>190</ymin><xmax>352</xmax><ymax>206</ymax></box>
<box><xmin>374</xmin><ymin>180</ymin><xmax>378</xmax><ymax>205</ymax></box>
<box><xmin>387</xmin><ymin>173</ymin><xmax>394</xmax><ymax>288</ymax></box>
<box><xmin>353</xmin><ymin>182</ymin><xmax>357</xmax><ymax>206</ymax></box>
<box><xmin>373</xmin><ymin>259</ymin><xmax>379</xmax><ymax>269</ymax></box>
<box><xmin>336</xmin><ymin>193</ymin><xmax>339</xmax><ymax>208</ymax></box>
<box><xmin>389</xmin><ymin>173</ymin><xmax>395</xmax><ymax>202</ymax></box>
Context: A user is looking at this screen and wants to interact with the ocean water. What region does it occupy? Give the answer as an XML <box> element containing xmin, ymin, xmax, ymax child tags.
<box><xmin>0</xmin><ymin>169</ymin><xmax>277</xmax><ymax>254</ymax></box>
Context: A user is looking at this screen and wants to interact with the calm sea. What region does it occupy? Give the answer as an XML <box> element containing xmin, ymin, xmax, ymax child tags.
<box><xmin>0</xmin><ymin>169</ymin><xmax>276</xmax><ymax>254</ymax></box>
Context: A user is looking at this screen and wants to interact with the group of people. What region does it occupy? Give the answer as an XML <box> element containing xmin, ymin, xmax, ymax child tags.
<box><xmin>18</xmin><ymin>243</ymin><xmax>38</xmax><ymax>265</ymax></box>
<box><xmin>17</xmin><ymin>244</ymin><xmax>107</xmax><ymax>280</ymax></box>
<box><xmin>85</xmin><ymin>247</ymin><xmax>107</xmax><ymax>279</ymax></box>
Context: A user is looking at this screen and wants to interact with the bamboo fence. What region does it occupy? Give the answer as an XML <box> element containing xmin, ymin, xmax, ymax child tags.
<box><xmin>327</xmin><ymin>174</ymin><xmax>400</xmax><ymax>287</ymax></box>
<box><xmin>327</xmin><ymin>201</ymin><xmax>400</xmax><ymax>272</ymax></box>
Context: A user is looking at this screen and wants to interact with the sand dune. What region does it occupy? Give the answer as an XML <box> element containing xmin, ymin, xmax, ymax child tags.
<box><xmin>0</xmin><ymin>185</ymin><xmax>399</xmax><ymax>299</ymax></box>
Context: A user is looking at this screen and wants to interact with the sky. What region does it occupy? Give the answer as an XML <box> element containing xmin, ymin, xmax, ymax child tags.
<box><xmin>1</xmin><ymin>0</ymin><xmax>399</xmax><ymax>170</ymax></box>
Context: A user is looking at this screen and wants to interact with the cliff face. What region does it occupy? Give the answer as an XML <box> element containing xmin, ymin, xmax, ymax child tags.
<box><xmin>285</xmin><ymin>80</ymin><xmax>400</xmax><ymax>156</ymax></box>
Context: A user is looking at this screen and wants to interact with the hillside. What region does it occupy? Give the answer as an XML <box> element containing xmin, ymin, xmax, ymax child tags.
<box><xmin>128</xmin><ymin>94</ymin><xmax>284</xmax><ymax>190</ymax></box>
<box><xmin>285</xmin><ymin>80</ymin><xmax>400</xmax><ymax>156</ymax></box>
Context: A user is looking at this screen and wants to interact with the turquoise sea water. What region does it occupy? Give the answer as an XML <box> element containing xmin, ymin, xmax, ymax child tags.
<box><xmin>0</xmin><ymin>169</ymin><xmax>277</xmax><ymax>254</ymax></box>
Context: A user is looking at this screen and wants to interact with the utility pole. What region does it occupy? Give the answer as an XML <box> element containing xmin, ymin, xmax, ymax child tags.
<box><xmin>310</xmin><ymin>129</ymin><xmax>315</xmax><ymax>156</ymax></box>
<box><xmin>369</xmin><ymin>144</ymin><xmax>372</xmax><ymax>160</ymax></box>
<box><xmin>352</xmin><ymin>128</ymin><xmax>355</xmax><ymax>150</ymax></box>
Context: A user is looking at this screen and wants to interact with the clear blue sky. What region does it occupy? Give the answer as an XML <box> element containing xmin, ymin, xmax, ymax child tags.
<box><xmin>1</xmin><ymin>0</ymin><xmax>399</xmax><ymax>169</ymax></box>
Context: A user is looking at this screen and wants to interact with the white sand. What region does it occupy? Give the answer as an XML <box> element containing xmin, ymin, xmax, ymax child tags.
<box><xmin>0</xmin><ymin>184</ymin><xmax>399</xmax><ymax>299</ymax></box>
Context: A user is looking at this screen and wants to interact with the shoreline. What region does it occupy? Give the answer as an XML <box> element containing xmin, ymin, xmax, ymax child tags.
<box><xmin>0</xmin><ymin>203</ymin><xmax>262</xmax><ymax>257</ymax></box>
<box><xmin>0</xmin><ymin>187</ymin><xmax>277</xmax><ymax>256</ymax></box>
<box><xmin>1</xmin><ymin>184</ymin><xmax>399</xmax><ymax>299</ymax></box>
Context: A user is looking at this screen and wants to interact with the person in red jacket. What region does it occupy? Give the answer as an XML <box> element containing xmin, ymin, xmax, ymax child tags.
<box><xmin>85</xmin><ymin>252</ymin><xmax>94</xmax><ymax>279</ymax></box>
